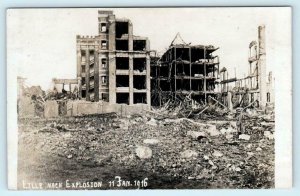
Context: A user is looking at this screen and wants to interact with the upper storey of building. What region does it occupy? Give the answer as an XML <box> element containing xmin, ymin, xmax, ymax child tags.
<box><xmin>76</xmin><ymin>10</ymin><xmax>150</xmax><ymax>53</ymax></box>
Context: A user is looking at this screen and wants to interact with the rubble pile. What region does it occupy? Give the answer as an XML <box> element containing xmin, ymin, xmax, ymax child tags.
<box><xmin>18</xmin><ymin>107</ymin><xmax>274</xmax><ymax>189</ymax></box>
<box><xmin>151</xmin><ymin>94</ymin><xmax>231</xmax><ymax>121</ymax></box>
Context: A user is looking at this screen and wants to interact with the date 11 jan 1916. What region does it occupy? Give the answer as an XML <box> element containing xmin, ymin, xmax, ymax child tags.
<box><xmin>108</xmin><ymin>176</ymin><xmax>148</xmax><ymax>188</ymax></box>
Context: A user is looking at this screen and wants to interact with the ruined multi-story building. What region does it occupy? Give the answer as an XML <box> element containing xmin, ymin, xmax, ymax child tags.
<box><xmin>247</xmin><ymin>25</ymin><xmax>270</xmax><ymax>106</ymax></box>
<box><xmin>151</xmin><ymin>33</ymin><xmax>220</xmax><ymax>106</ymax></box>
<box><xmin>76</xmin><ymin>10</ymin><xmax>151</xmax><ymax>106</ymax></box>
<box><xmin>219</xmin><ymin>25</ymin><xmax>274</xmax><ymax>109</ymax></box>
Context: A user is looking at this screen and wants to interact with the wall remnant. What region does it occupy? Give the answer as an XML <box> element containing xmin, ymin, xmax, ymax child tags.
<box><xmin>44</xmin><ymin>100</ymin><xmax>59</xmax><ymax>118</ymax></box>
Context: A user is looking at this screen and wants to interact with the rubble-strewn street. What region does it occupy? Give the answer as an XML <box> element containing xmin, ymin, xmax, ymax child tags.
<box><xmin>18</xmin><ymin>109</ymin><xmax>274</xmax><ymax>189</ymax></box>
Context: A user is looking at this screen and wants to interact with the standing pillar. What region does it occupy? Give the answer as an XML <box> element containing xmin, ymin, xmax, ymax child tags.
<box><xmin>77</xmin><ymin>46</ymin><xmax>82</xmax><ymax>98</ymax></box>
<box><xmin>85</xmin><ymin>49</ymin><xmax>90</xmax><ymax>101</ymax></box>
<box><xmin>227</xmin><ymin>91</ymin><xmax>233</xmax><ymax>111</ymax></box>
<box><xmin>129</xmin><ymin>55</ymin><xmax>134</xmax><ymax>105</ymax></box>
<box><xmin>146</xmin><ymin>55</ymin><xmax>151</xmax><ymax>106</ymax></box>
<box><xmin>108</xmin><ymin>53</ymin><xmax>116</xmax><ymax>104</ymax></box>
<box><xmin>94</xmin><ymin>49</ymin><xmax>100</xmax><ymax>101</ymax></box>
<box><xmin>258</xmin><ymin>25</ymin><xmax>267</xmax><ymax>108</ymax></box>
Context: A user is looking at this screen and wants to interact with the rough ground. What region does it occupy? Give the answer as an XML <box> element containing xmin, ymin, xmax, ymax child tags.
<box><xmin>17</xmin><ymin>112</ymin><xmax>274</xmax><ymax>189</ymax></box>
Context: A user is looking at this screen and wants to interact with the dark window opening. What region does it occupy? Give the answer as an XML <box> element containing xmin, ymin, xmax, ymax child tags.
<box><xmin>81</xmin><ymin>78</ymin><xmax>85</xmax><ymax>85</ymax></box>
<box><xmin>116</xmin><ymin>75</ymin><xmax>129</xmax><ymax>87</ymax></box>
<box><xmin>134</xmin><ymin>93</ymin><xmax>147</xmax><ymax>104</ymax></box>
<box><xmin>116</xmin><ymin>40</ymin><xmax>128</xmax><ymax>51</ymax></box>
<box><xmin>175</xmin><ymin>48</ymin><xmax>190</xmax><ymax>61</ymax></box>
<box><xmin>176</xmin><ymin>79</ymin><xmax>190</xmax><ymax>90</ymax></box>
<box><xmin>81</xmin><ymin>65</ymin><xmax>85</xmax><ymax>73</ymax></box>
<box><xmin>206</xmin><ymin>81</ymin><xmax>215</xmax><ymax>91</ymax></box>
<box><xmin>176</xmin><ymin>64</ymin><xmax>191</xmax><ymax>76</ymax></box>
<box><xmin>102</xmin><ymin>93</ymin><xmax>109</xmax><ymax>102</ymax></box>
<box><xmin>89</xmin><ymin>50</ymin><xmax>94</xmax><ymax>56</ymax></box>
<box><xmin>133</xmin><ymin>40</ymin><xmax>146</xmax><ymax>51</ymax></box>
<box><xmin>116</xmin><ymin>22</ymin><xmax>129</xmax><ymax>38</ymax></box>
<box><xmin>88</xmin><ymin>87</ymin><xmax>94</xmax><ymax>93</ymax></box>
<box><xmin>133</xmin><ymin>58</ymin><xmax>146</xmax><ymax>72</ymax></box>
<box><xmin>90</xmin><ymin>63</ymin><xmax>94</xmax><ymax>69</ymax></box>
<box><xmin>267</xmin><ymin>92</ymin><xmax>270</xmax><ymax>102</ymax></box>
<box><xmin>159</xmin><ymin>66</ymin><xmax>169</xmax><ymax>77</ymax></box>
<box><xmin>81</xmin><ymin>50</ymin><xmax>86</xmax><ymax>61</ymax></box>
<box><xmin>116</xmin><ymin>57</ymin><xmax>129</xmax><ymax>70</ymax></box>
<box><xmin>90</xmin><ymin>75</ymin><xmax>94</xmax><ymax>80</ymax></box>
<box><xmin>133</xmin><ymin>76</ymin><xmax>146</xmax><ymax>89</ymax></box>
<box><xmin>101</xmin><ymin>40</ymin><xmax>107</xmax><ymax>49</ymax></box>
<box><xmin>101</xmin><ymin>76</ymin><xmax>108</xmax><ymax>85</ymax></box>
<box><xmin>191</xmin><ymin>64</ymin><xmax>204</xmax><ymax>76</ymax></box>
<box><xmin>160</xmin><ymin>80</ymin><xmax>171</xmax><ymax>91</ymax></box>
<box><xmin>191</xmin><ymin>80</ymin><xmax>204</xmax><ymax>91</ymax></box>
<box><xmin>100</xmin><ymin>23</ymin><xmax>107</xmax><ymax>33</ymax></box>
<box><xmin>150</xmin><ymin>66</ymin><xmax>156</xmax><ymax>77</ymax></box>
<box><xmin>191</xmin><ymin>48</ymin><xmax>210</xmax><ymax>62</ymax></box>
<box><xmin>116</xmin><ymin>93</ymin><xmax>129</xmax><ymax>104</ymax></box>
<box><xmin>82</xmin><ymin>90</ymin><xmax>86</xmax><ymax>98</ymax></box>
<box><xmin>101</xmin><ymin>58</ymin><xmax>107</xmax><ymax>68</ymax></box>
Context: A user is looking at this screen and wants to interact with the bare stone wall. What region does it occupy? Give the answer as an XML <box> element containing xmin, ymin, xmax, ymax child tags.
<box><xmin>44</xmin><ymin>100</ymin><xmax>59</xmax><ymax>118</ymax></box>
<box><xmin>64</xmin><ymin>100</ymin><xmax>150</xmax><ymax>117</ymax></box>
<box><xmin>18</xmin><ymin>97</ymin><xmax>35</xmax><ymax>118</ymax></box>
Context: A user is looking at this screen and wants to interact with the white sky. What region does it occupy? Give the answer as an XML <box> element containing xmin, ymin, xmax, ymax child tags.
<box><xmin>7</xmin><ymin>8</ymin><xmax>290</xmax><ymax>90</ymax></box>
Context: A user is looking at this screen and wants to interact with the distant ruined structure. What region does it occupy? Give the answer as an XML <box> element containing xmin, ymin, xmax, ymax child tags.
<box><xmin>220</xmin><ymin>25</ymin><xmax>274</xmax><ymax>109</ymax></box>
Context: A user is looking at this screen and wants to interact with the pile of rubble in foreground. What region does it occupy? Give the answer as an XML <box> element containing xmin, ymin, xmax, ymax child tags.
<box><xmin>18</xmin><ymin>107</ymin><xmax>274</xmax><ymax>189</ymax></box>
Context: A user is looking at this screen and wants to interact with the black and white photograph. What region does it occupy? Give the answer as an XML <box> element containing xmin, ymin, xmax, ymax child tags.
<box><xmin>6</xmin><ymin>7</ymin><xmax>292</xmax><ymax>190</ymax></box>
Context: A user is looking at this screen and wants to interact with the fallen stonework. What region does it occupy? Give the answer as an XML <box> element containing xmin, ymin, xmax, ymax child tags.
<box><xmin>17</xmin><ymin>107</ymin><xmax>275</xmax><ymax>189</ymax></box>
<box><xmin>135</xmin><ymin>146</ymin><xmax>153</xmax><ymax>159</ymax></box>
<box><xmin>143</xmin><ymin>139</ymin><xmax>160</xmax><ymax>145</ymax></box>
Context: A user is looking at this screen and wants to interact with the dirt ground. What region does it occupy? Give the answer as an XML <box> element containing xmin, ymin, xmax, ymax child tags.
<box><xmin>17</xmin><ymin>112</ymin><xmax>275</xmax><ymax>189</ymax></box>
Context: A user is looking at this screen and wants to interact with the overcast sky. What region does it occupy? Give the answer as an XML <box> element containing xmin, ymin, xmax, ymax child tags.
<box><xmin>7</xmin><ymin>8</ymin><xmax>291</xmax><ymax>90</ymax></box>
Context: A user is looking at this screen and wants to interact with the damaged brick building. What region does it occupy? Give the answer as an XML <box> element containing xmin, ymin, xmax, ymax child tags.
<box><xmin>76</xmin><ymin>10</ymin><xmax>151</xmax><ymax>106</ymax></box>
<box><xmin>151</xmin><ymin>33</ymin><xmax>220</xmax><ymax>106</ymax></box>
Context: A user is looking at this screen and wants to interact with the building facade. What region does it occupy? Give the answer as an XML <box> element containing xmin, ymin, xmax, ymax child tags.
<box><xmin>76</xmin><ymin>10</ymin><xmax>151</xmax><ymax>106</ymax></box>
<box><xmin>151</xmin><ymin>33</ymin><xmax>220</xmax><ymax>106</ymax></box>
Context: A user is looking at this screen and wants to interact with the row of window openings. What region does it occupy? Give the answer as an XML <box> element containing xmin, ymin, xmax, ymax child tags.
<box><xmin>80</xmin><ymin>44</ymin><xmax>107</xmax><ymax>57</ymax></box>
<box><xmin>81</xmin><ymin>59</ymin><xmax>108</xmax><ymax>73</ymax></box>
<box><xmin>82</xmin><ymin>75</ymin><xmax>146</xmax><ymax>89</ymax></box>
<box><xmin>81</xmin><ymin>91</ymin><xmax>109</xmax><ymax>101</ymax></box>
<box><xmin>81</xmin><ymin>58</ymin><xmax>147</xmax><ymax>72</ymax></box>
<box><xmin>82</xmin><ymin>76</ymin><xmax>108</xmax><ymax>86</ymax></box>
<box><xmin>80</xmin><ymin>39</ymin><xmax>146</xmax><ymax>51</ymax></box>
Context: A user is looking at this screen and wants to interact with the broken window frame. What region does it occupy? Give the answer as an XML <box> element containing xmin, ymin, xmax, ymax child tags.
<box><xmin>101</xmin><ymin>40</ymin><xmax>108</xmax><ymax>49</ymax></box>
<box><xmin>100</xmin><ymin>23</ymin><xmax>107</xmax><ymax>33</ymax></box>
<box><xmin>101</xmin><ymin>58</ymin><xmax>107</xmax><ymax>68</ymax></box>
<box><xmin>101</xmin><ymin>76</ymin><xmax>108</xmax><ymax>85</ymax></box>
<box><xmin>81</xmin><ymin>50</ymin><xmax>86</xmax><ymax>62</ymax></box>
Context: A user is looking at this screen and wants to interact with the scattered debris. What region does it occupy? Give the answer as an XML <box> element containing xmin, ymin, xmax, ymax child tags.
<box><xmin>264</xmin><ymin>131</ymin><xmax>274</xmax><ymax>140</ymax></box>
<box><xmin>146</xmin><ymin>118</ymin><xmax>158</xmax><ymax>126</ymax></box>
<box><xmin>187</xmin><ymin>131</ymin><xmax>206</xmax><ymax>140</ymax></box>
<box><xmin>180</xmin><ymin>150</ymin><xmax>198</xmax><ymax>159</ymax></box>
<box><xmin>18</xmin><ymin>103</ymin><xmax>275</xmax><ymax>189</ymax></box>
<box><xmin>143</xmin><ymin>139</ymin><xmax>160</xmax><ymax>145</ymax></box>
<box><xmin>212</xmin><ymin>150</ymin><xmax>223</xmax><ymax>157</ymax></box>
<box><xmin>239</xmin><ymin>134</ymin><xmax>251</xmax><ymax>141</ymax></box>
<box><xmin>135</xmin><ymin>146</ymin><xmax>153</xmax><ymax>159</ymax></box>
